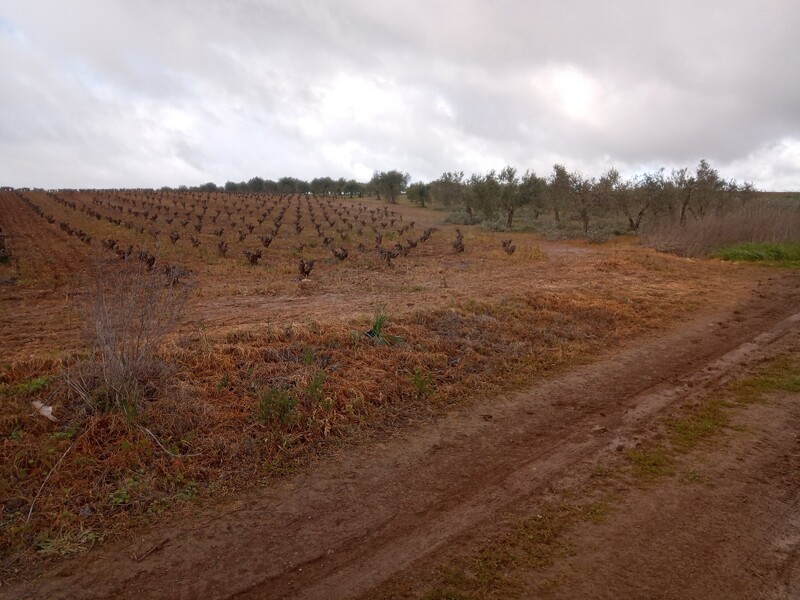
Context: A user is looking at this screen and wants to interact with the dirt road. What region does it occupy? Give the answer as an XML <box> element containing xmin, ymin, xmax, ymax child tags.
<box><xmin>5</xmin><ymin>273</ymin><xmax>800</xmax><ymax>600</ymax></box>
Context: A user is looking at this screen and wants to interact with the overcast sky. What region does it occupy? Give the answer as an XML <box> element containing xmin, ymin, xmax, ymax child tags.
<box><xmin>1</xmin><ymin>1</ymin><xmax>799</xmax><ymax>190</ymax></box>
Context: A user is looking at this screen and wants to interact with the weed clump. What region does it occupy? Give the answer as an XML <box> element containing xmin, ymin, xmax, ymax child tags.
<box><xmin>257</xmin><ymin>387</ymin><xmax>299</xmax><ymax>425</ymax></box>
<box><xmin>410</xmin><ymin>367</ymin><xmax>435</xmax><ymax>399</ymax></box>
<box><xmin>365</xmin><ymin>306</ymin><xmax>403</xmax><ymax>345</ymax></box>
<box><xmin>305</xmin><ymin>370</ymin><xmax>327</xmax><ymax>406</ymax></box>
<box><xmin>65</xmin><ymin>258</ymin><xmax>189</xmax><ymax>419</ymax></box>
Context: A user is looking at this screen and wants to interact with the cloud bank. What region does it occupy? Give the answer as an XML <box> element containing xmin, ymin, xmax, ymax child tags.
<box><xmin>1</xmin><ymin>0</ymin><xmax>799</xmax><ymax>189</ymax></box>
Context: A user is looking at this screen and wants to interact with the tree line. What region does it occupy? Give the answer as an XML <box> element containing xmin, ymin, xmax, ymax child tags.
<box><xmin>409</xmin><ymin>160</ymin><xmax>756</xmax><ymax>232</ymax></box>
<box><xmin>177</xmin><ymin>160</ymin><xmax>755</xmax><ymax>233</ymax></box>
<box><xmin>176</xmin><ymin>171</ymin><xmax>411</xmax><ymax>202</ymax></box>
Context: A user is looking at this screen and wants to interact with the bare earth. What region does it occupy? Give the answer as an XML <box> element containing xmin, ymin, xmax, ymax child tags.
<box><xmin>2</xmin><ymin>189</ymin><xmax>799</xmax><ymax>599</ymax></box>
<box><xmin>541</xmin><ymin>382</ymin><xmax>800</xmax><ymax>600</ymax></box>
<box><xmin>4</xmin><ymin>268</ymin><xmax>799</xmax><ymax>598</ymax></box>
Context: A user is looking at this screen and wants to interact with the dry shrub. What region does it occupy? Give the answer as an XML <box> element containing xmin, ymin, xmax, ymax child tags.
<box><xmin>65</xmin><ymin>258</ymin><xmax>189</xmax><ymax>418</ymax></box>
<box><xmin>641</xmin><ymin>200</ymin><xmax>800</xmax><ymax>257</ymax></box>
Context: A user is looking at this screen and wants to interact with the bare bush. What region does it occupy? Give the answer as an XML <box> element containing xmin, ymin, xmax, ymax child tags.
<box><xmin>66</xmin><ymin>258</ymin><xmax>189</xmax><ymax>418</ymax></box>
<box><xmin>641</xmin><ymin>200</ymin><xmax>800</xmax><ymax>257</ymax></box>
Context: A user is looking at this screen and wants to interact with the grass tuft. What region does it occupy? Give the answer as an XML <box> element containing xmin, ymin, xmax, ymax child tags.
<box><xmin>666</xmin><ymin>400</ymin><xmax>728</xmax><ymax>451</ymax></box>
<box><xmin>365</xmin><ymin>306</ymin><xmax>404</xmax><ymax>345</ymax></box>
<box><xmin>625</xmin><ymin>448</ymin><xmax>673</xmax><ymax>478</ymax></box>
<box><xmin>730</xmin><ymin>355</ymin><xmax>800</xmax><ymax>403</ymax></box>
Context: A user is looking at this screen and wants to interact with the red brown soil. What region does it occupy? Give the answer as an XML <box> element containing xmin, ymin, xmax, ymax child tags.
<box><xmin>539</xmin><ymin>384</ymin><xmax>800</xmax><ymax>600</ymax></box>
<box><xmin>0</xmin><ymin>189</ymin><xmax>718</xmax><ymax>358</ymax></box>
<box><xmin>2</xmin><ymin>189</ymin><xmax>799</xmax><ymax>599</ymax></box>
<box><xmin>4</xmin><ymin>270</ymin><xmax>798</xmax><ymax>599</ymax></box>
<box><xmin>0</xmin><ymin>192</ymin><xmax>88</xmax><ymax>359</ymax></box>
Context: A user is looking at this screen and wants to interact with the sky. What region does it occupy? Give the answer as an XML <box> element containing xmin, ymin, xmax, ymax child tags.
<box><xmin>1</xmin><ymin>1</ymin><xmax>799</xmax><ymax>190</ymax></box>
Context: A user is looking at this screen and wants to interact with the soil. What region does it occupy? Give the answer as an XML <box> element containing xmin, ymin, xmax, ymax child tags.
<box><xmin>539</xmin><ymin>386</ymin><xmax>800</xmax><ymax>600</ymax></box>
<box><xmin>2</xmin><ymin>189</ymin><xmax>799</xmax><ymax>599</ymax></box>
<box><xmin>0</xmin><ymin>189</ymin><xmax>727</xmax><ymax>360</ymax></box>
<box><xmin>0</xmin><ymin>192</ymin><xmax>88</xmax><ymax>358</ymax></box>
<box><xmin>3</xmin><ymin>268</ymin><xmax>799</xmax><ymax>599</ymax></box>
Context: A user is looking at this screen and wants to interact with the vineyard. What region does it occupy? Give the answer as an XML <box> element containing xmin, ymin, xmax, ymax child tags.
<box><xmin>5</xmin><ymin>187</ymin><xmax>434</xmax><ymax>282</ymax></box>
<box><xmin>0</xmin><ymin>187</ymin><xmax>759</xmax><ymax>580</ymax></box>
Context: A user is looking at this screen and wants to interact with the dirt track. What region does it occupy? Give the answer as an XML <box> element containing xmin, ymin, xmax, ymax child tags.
<box><xmin>4</xmin><ymin>270</ymin><xmax>798</xmax><ymax>599</ymax></box>
<box><xmin>540</xmin><ymin>377</ymin><xmax>800</xmax><ymax>600</ymax></box>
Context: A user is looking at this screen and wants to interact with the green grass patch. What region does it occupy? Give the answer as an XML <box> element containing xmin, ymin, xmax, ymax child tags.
<box><xmin>625</xmin><ymin>448</ymin><xmax>673</xmax><ymax>478</ymax></box>
<box><xmin>729</xmin><ymin>355</ymin><xmax>800</xmax><ymax>403</ymax></box>
<box><xmin>665</xmin><ymin>399</ymin><xmax>729</xmax><ymax>451</ymax></box>
<box><xmin>713</xmin><ymin>242</ymin><xmax>800</xmax><ymax>268</ymax></box>
<box><xmin>0</xmin><ymin>375</ymin><xmax>53</xmax><ymax>398</ymax></box>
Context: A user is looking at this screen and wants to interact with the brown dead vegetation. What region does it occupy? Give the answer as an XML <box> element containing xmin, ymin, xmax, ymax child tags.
<box><xmin>0</xmin><ymin>188</ymin><xmax>740</xmax><ymax>578</ymax></box>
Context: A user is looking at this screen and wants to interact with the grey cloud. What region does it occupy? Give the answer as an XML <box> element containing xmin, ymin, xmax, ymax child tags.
<box><xmin>1</xmin><ymin>0</ymin><xmax>799</xmax><ymax>189</ymax></box>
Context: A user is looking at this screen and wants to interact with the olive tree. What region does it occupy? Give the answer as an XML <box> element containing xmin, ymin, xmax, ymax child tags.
<box><xmin>430</xmin><ymin>171</ymin><xmax>465</xmax><ymax>209</ymax></box>
<box><xmin>519</xmin><ymin>170</ymin><xmax>547</xmax><ymax>220</ymax></box>
<box><xmin>548</xmin><ymin>164</ymin><xmax>571</xmax><ymax>223</ymax></box>
<box><xmin>470</xmin><ymin>171</ymin><xmax>500</xmax><ymax>221</ymax></box>
<box><xmin>406</xmin><ymin>182</ymin><xmax>430</xmax><ymax>207</ymax></box>
<box><xmin>569</xmin><ymin>171</ymin><xmax>595</xmax><ymax>234</ymax></box>
<box><xmin>497</xmin><ymin>166</ymin><xmax>520</xmax><ymax>228</ymax></box>
<box><xmin>371</xmin><ymin>170</ymin><xmax>410</xmax><ymax>203</ymax></box>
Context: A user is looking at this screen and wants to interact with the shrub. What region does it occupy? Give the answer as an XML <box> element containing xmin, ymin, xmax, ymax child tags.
<box><xmin>443</xmin><ymin>211</ymin><xmax>478</xmax><ymax>226</ymax></box>
<box><xmin>478</xmin><ymin>216</ymin><xmax>510</xmax><ymax>232</ymax></box>
<box><xmin>641</xmin><ymin>200</ymin><xmax>800</xmax><ymax>257</ymax></box>
<box><xmin>257</xmin><ymin>387</ymin><xmax>299</xmax><ymax>424</ymax></box>
<box><xmin>66</xmin><ymin>258</ymin><xmax>189</xmax><ymax>419</ymax></box>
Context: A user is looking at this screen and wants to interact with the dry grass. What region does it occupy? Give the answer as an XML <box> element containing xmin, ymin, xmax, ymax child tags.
<box><xmin>1</xmin><ymin>279</ymin><xmax>698</xmax><ymax>571</ymax></box>
<box><xmin>641</xmin><ymin>200</ymin><xmax>800</xmax><ymax>257</ymax></box>
<box><xmin>0</xmin><ymin>188</ymin><xmax>732</xmax><ymax>577</ymax></box>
